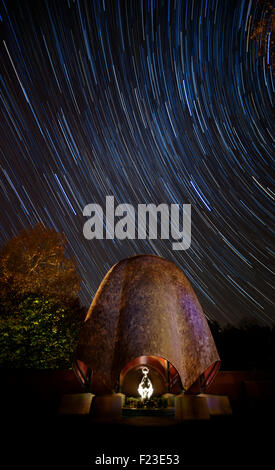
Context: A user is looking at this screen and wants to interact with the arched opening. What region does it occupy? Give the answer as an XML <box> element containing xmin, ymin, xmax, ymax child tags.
<box><xmin>119</xmin><ymin>355</ymin><xmax>182</xmax><ymax>397</ymax></box>
<box><xmin>73</xmin><ymin>355</ymin><xmax>220</xmax><ymax>396</ymax></box>
<box><xmin>73</xmin><ymin>358</ymin><xmax>92</xmax><ymax>390</ymax></box>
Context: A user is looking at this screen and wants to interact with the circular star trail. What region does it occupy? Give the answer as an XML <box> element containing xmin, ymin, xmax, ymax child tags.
<box><xmin>0</xmin><ymin>0</ymin><xmax>274</xmax><ymax>326</ymax></box>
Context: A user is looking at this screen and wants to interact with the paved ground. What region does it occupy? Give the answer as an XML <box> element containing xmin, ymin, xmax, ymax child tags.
<box><xmin>1</xmin><ymin>379</ymin><xmax>274</xmax><ymax>469</ymax></box>
<box><xmin>2</xmin><ymin>407</ymin><xmax>273</xmax><ymax>469</ymax></box>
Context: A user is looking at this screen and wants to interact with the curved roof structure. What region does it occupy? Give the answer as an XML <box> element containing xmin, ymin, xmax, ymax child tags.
<box><xmin>74</xmin><ymin>254</ymin><xmax>220</xmax><ymax>395</ymax></box>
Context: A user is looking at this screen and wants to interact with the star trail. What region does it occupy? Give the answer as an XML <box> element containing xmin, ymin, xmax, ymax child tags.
<box><xmin>0</xmin><ymin>0</ymin><xmax>274</xmax><ymax>326</ymax></box>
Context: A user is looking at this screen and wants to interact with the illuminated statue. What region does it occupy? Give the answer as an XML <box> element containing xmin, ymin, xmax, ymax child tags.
<box><xmin>138</xmin><ymin>367</ymin><xmax>153</xmax><ymax>400</ymax></box>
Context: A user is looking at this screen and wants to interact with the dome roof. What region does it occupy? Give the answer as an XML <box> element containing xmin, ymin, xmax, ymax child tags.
<box><xmin>74</xmin><ymin>254</ymin><xmax>220</xmax><ymax>394</ymax></box>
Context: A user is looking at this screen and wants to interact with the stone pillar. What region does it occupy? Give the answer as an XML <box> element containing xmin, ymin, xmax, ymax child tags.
<box><xmin>59</xmin><ymin>393</ymin><xmax>94</xmax><ymax>415</ymax></box>
<box><xmin>90</xmin><ymin>393</ymin><xmax>125</xmax><ymax>419</ymax></box>
<box><xmin>161</xmin><ymin>393</ymin><xmax>176</xmax><ymax>407</ymax></box>
<box><xmin>175</xmin><ymin>394</ymin><xmax>210</xmax><ymax>420</ymax></box>
<box><xmin>199</xmin><ymin>394</ymin><xmax>232</xmax><ymax>416</ymax></box>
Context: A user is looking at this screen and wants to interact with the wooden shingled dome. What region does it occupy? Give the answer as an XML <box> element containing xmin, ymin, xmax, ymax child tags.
<box><xmin>74</xmin><ymin>255</ymin><xmax>220</xmax><ymax>395</ymax></box>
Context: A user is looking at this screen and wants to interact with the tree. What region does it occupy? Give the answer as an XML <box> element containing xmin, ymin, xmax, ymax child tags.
<box><xmin>250</xmin><ymin>1</ymin><xmax>274</xmax><ymax>70</ymax></box>
<box><xmin>0</xmin><ymin>295</ymin><xmax>85</xmax><ymax>368</ymax></box>
<box><xmin>0</xmin><ymin>224</ymin><xmax>85</xmax><ymax>369</ymax></box>
<box><xmin>0</xmin><ymin>223</ymin><xmax>80</xmax><ymax>303</ymax></box>
<box><xmin>209</xmin><ymin>320</ymin><xmax>275</xmax><ymax>371</ymax></box>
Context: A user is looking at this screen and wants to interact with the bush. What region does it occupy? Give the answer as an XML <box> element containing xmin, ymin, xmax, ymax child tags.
<box><xmin>0</xmin><ymin>294</ymin><xmax>85</xmax><ymax>369</ymax></box>
<box><xmin>125</xmin><ymin>396</ymin><xmax>168</xmax><ymax>409</ymax></box>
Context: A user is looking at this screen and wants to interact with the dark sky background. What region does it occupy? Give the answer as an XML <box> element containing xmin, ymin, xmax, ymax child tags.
<box><xmin>0</xmin><ymin>0</ymin><xmax>274</xmax><ymax>326</ymax></box>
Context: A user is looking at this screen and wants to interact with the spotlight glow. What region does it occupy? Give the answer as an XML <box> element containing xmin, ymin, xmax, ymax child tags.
<box><xmin>138</xmin><ymin>367</ymin><xmax>153</xmax><ymax>400</ymax></box>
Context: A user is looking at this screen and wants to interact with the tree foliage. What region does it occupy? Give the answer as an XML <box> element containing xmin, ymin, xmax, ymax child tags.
<box><xmin>0</xmin><ymin>223</ymin><xmax>80</xmax><ymax>303</ymax></box>
<box><xmin>0</xmin><ymin>224</ymin><xmax>85</xmax><ymax>369</ymax></box>
<box><xmin>209</xmin><ymin>320</ymin><xmax>275</xmax><ymax>371</ymax></box>
<box><xmin>250</xmin><ymin>1</ymin><xmax>274</xmax><ymax>70</ymax></box>
<box><xmin>0</xmin><ymin>295</ymin><xmax>85</xmax><ymax>368</ymax></box>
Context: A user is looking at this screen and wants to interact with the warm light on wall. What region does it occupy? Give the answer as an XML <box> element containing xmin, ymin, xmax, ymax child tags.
<box><xmin>138</xmin><ymin>367</ymin><xmax>153</xmax><ymax>400</ymax></box>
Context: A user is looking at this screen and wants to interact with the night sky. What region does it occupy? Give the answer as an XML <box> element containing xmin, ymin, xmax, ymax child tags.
<box><xmin>0</xmin><ymin>0</ymin><xmax>274</xmax><ymax>326</ymax></box>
